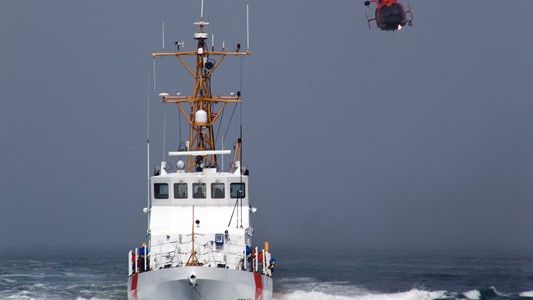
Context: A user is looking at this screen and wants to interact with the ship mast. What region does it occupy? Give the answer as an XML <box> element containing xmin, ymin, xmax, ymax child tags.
<box><xmin>151</xmin><ymin>14</ymin><xmax>250</xmax><ymax>171</ymax></box>
<box><xmin>186</xmin><ymin>205</ymin><xmax>201</xmax><ymax>266</ymax></box>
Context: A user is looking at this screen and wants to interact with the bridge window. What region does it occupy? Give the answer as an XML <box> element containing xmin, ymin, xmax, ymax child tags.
<box><xmin>193</xmin><ymin>183</ymin><xmax>206</xmax><ymax>199</ymax></box>
<box><xmin>211</xmin><ymin>183</ymin><xmax>225</xmax><ymax>199</ymax></box>
<box><xmin>174</xmin><ymin>183</ymin><xmax>188</xmax><ymax>199</ymax></box>
<box><xmin>154</xmin><ymin>183</ymin><xmax>169</xmax><ymax>199</ymax></box>
<box><xmin>230</xmin><ymin>183</ymin><xmax>245</xmax><ymax>198</ymax></box>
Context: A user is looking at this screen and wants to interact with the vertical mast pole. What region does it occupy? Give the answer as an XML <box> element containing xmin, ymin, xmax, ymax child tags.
<box><xmin>162</xmin><ymin>112</ymin><xmax>167</xmax><ymax>162</ymax></box>
<box><xmin>189</xmin><ymin>206</ymin><xmax>195</xmax><ymax>265</ymax></box>
<box><xmin>152</xmin><ymin>59</ymin><xmax>157</xmax><ymax>93</ymax></box>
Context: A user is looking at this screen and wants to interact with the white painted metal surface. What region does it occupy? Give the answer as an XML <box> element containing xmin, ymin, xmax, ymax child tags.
<box><xmin>127</xmin><ymin>163</ymin><xmax>274</xmax><ymax>299</ymax></box>
<box><xmin>128</xmin><ymin>267</ymin><xmax>273</xmax><ymax>300</ymax></box>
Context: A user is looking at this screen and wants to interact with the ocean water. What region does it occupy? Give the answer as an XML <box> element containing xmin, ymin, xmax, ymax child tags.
<box><xmin>1</xmin><ymin>250</ymin><xmax>533</xmax><ymax>300</ymax></box>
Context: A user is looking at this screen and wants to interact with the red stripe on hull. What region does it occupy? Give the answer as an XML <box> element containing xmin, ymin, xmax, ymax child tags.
<box><xmin>254</xmin><ymin>272</ymin><xmax>263</xmax><ymax>300</ymax></box>
<box><xmin>130</xmin><ymin>274</ymin><xmax>139</xmax><ymax>300</ymax></box>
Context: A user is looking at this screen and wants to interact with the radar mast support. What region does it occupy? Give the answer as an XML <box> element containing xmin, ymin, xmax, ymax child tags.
<box><xmin>151</xmin><ymin>18</ymin><xmax>250</xmax><ymax>171</ymax></box>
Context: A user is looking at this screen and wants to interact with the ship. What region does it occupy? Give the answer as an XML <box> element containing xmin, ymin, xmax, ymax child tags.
<box><xmin>126</xmin><ymin>2</ymin><xmax>274</xmax><ymax>300</ymax></box>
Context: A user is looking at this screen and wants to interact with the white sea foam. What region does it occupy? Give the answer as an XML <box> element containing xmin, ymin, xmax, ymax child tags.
<box><xmin>3</xmin><ymin>290</ymin><xmax>46</xmax><ymax>300</ymax></box>
<box><xmin>463</xmin><ymin>290</ymin><xmax>481</xmax><ymax>300</ymax></box>
<box><xmin>276</xmin><ymin>289</ymin><xmax>448</xmax><ymax>300</ymax></box>
<box><xmin>276</xmin><ymin>277</ymin><xmax>370</xmax><ymax>297</ymax></box>
<box><xmin>356</xmin><ymin>289</ymin><xmax>448</xmax><ymax>300</ymax></box>
<box><xmin>275</xmin><ymin>278</ymin><xmax>447</xmax><ymax>300</ymax></box>
<box><xmin>0</xmin><ymin>291</ymin><xmax>112</xmax><ymax>300</ymax></box>
<box><xmin>520</xmin><ymin>291</ymin><xmax>533</xmax><ymax>298</ymax></box>
<box><xmin>275</xmin><ymin>290</ymin><xmax>355</xmax><ymax>300</ymax></box>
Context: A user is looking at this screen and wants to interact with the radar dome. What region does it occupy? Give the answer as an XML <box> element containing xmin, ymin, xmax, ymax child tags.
<box><xmin>195</xmin><ymin>110</ymin><xmax>208</xmax><ymax>124</ymax></box>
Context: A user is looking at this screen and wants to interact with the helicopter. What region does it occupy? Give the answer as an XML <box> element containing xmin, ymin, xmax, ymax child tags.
<box><xmin>364</xmin><ymin>0</ymin><xmax>413</xmax><ymax>31</ymax></box>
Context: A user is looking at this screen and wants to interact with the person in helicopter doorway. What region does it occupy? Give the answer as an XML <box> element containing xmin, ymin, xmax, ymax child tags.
<box><xmin>138</xmin><ymin>242</ymin><xmax>149</xmax><ymax>272</ymax></box>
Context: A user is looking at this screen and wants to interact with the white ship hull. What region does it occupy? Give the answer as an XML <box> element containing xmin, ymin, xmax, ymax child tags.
<box><xmin>128</xmin><ymin>267</ymin><xmax>273</xmax><ymax>300</ymax></box>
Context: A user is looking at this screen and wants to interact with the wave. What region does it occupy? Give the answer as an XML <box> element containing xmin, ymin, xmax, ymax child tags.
<box><xmin>1</xmin><ymin>272</ymin><xmax>531</xmax><ymax>300</ymax></box>
<box><xmin>274</xmin><ymin>278</ymin><xmax>447</xmax><ymax>300</ymax></box>
<box><xmin>0</xmin><ymin>279</ymin><xmax>123</xmax><ymax>300</ymax></box>
<box><xmin>0</xmin><ymin>291</ymin><xmax>114</xmax><ymax>300</ymax></box>
<box><xmin>461</xmin><ymin>287</ymin><xmax>504</xmax><ymax>300</ymax></box>
<box><xmin>275</xmin><ymin>277</ymin><xmax>370</xmax><ymax>297</ymax></box>
<box><xmin>275</xmin><ymin>290</ymin><xmax>357</xmax><ymax>300</ymax></box>
<box><xmin>274</xmin><ymin>278</ymin><xmax>533</xmax><ymax>300</ymax></box>
<box><xmin>462</xmin><ymin>290</ymin><xmax>481</xmax><ymax>300</ymax></box>
<box><xmin>276</xmin><ymin>289</ymin><xmax>447</xmax><ymax>300</ymax></box>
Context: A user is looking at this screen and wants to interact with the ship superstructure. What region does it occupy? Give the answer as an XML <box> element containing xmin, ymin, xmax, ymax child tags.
<box><xmin>127</xmin><ymin>3</ymin><xmax>274</xmax><ymax>300</ymax></box>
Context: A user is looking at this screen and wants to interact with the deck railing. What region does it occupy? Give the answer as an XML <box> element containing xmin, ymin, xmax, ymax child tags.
<box><xmin>128</xmin><ymin>242</ymin><xmax>272</xmax><ymax>277</ymax></box>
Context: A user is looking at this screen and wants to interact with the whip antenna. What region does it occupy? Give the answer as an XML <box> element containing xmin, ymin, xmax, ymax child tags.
<box><xmin>200</xmin><ymin>0</ymin><xmax>205</xmax><ymax>19</ymax></box>
<box><xmin>162</xmin><ymin>21</ymin><xmax>165</xmax><ymax>49</ymax></box>
<box><xmin>246</xmin><ymin>3</ymin><xmax>250</xmax><ymax>50</ymax></box>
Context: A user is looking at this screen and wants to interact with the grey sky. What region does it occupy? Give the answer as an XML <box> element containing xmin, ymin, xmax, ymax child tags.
<box><xmin>0</xmin><ymin>0</ymin><xmax>532</xmax><ymax>252</ymax></box>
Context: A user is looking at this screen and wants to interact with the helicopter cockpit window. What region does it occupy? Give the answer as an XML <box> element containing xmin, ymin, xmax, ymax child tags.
<box><xmin>193</xmin><ymin>183</ymin><xmax>206</xmax><ymax>199</ymax></box>
<box><xmin>154</xmin><ymin>183</ymin><xmax>169</xmax><ymax>199</ymax></box>
<box><xmin>230</xmin><ymin>183</ymin><xmax>246</xmax><ymax>198</ymax></box>
<box><xmin>174</xmin><ymin>183</ymin><xmax>188</xmax><ymax>199</ymax></box>
<box><xmin>211</xmin><ymin>183</ymin><xmax>225</xmax><ymax>199</ymax></box>
<box><xmin>382</xmin><ymin>4</ymin><xmax>402</xmax><ymax>18</ymax></box>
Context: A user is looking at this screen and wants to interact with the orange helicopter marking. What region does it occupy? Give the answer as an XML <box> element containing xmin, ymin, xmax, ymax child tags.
<box><xmin>380</xmin><ymin>0</ymin><xmax>397</xmax><ymax>7</ymax></box>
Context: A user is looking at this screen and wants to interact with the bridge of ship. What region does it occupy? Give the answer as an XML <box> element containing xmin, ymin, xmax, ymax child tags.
<box><xmin>128</xmin><ymin>151</ymin><xmax>273</xmax><ymax>277</ymax></box>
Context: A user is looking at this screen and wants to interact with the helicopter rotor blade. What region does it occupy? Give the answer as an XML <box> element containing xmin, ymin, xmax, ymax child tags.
<box><xmin>365</xmin><ymin>12</ymin><xmax>374</xmax><ymax>30</ymax></box>
<box><xmin>406</xmin><ymin>3</ymin><xmax>414</xmax><ymax>26</ymax></box>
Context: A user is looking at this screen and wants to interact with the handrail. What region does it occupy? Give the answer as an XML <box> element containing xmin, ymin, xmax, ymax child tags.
<box><xmin>128</xmin><ymin>242</ymin><xmax>273</xmax><ymax>277</ymax></box>
<box><xmin>135</xmin><ymin>248</ymin><xmax>139</xmax><ymax>273</ymax></box>
<box><xmin>128</xmin><ymin>250</ymin><xmax>133</xmax><ymax>276</ymax></box>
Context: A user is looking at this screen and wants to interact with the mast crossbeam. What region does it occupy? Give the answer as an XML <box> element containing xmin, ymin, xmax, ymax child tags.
<box><xmin>161</xmin><ymin>96</ymin><xmax>241</xmax><ymax>104</ymax></box>
<box><xmin>151</xmin><ymin>51</ymin><xmax>252</xmax><ymax>58</ymax></box>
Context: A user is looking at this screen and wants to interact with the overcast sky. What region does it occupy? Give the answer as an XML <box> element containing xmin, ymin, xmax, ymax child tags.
<box><xmin>1</xmin><ymin>0</ymin><xmax>532</xmax><ymax>252</ymax></box>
